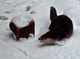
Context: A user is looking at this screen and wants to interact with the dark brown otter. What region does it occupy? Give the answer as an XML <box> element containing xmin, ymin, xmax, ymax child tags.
<box><xmin>9</xmin><ymin>20</ymin><xmax>35</xmax><ymax>40</ymax></box>
<box><xmin>39</xmin><ymin>7</ymin><xmax>73</xmax><ymax>44</ymax></box>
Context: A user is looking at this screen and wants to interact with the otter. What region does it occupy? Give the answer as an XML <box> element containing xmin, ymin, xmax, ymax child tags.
<box><xmin>9</xmin><ymin>15</ymin><xmax>35</xmax><ymax>40</ymax></box>
<box><xmin>39</xmin><ymin>7</ymin><xmax>73</xmax><ymax>44</ymax></box>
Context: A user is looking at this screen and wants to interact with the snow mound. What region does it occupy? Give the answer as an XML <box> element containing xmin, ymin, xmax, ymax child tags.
<box><xmin>11</xmin><ymin>14</ymin><xmax>33</xmax><ymax>27</ymax></box>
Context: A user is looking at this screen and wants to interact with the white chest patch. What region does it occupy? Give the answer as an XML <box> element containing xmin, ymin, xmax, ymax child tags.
<box><xmin>11</xmin><ymin>14</ymin><xmax>33</xmax><ymax>28</ymax></box>
<box><xmin>40</xmin><ymin>38</ymin><xmax>58</xmax><ymax>44</ymax></box>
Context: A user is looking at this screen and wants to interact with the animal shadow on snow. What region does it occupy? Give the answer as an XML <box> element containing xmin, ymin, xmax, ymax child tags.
<box><xmin>9</xmin><ymin>33</ymin><xmax>17</xmax><ymax>41</ymax></box>
<box><xmin>38</xmin><ymin>43</ymin><xmax>57</xmax><ymax>47</ymax></box>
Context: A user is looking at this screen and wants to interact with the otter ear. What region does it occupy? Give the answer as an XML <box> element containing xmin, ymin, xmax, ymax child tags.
<box><xmin>50</xmin><ymin>6</ymin><xmax>57</xmax><ymax>21</ymax></box>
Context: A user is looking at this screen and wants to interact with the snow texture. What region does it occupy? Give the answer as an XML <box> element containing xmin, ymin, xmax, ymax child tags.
<box><xmin>11</xmin><ymin>14</ymin><xmax>33</xmax><ymax>27</ymax></box>
<box><xmin>0</xmin><ymin>0</ymin><xmax>80</xmax><ymax>59</ymax></box>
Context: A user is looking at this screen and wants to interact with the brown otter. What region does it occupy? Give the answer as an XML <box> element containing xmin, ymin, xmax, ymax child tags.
<box><xmin>39</xmin><ymin>7</ymin><xmax>73</xmax><ymax>44</ymax></box>
<box><xmin>9</xmin><ymin>15</ymin><xmax>35</xmax><ymax>40</ymax></box>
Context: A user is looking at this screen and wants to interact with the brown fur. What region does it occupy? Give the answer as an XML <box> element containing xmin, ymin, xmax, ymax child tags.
<box><xmin>9</xmin><ymin>20</ymin><xmax>35</xmax><ymax>40</ymax></box>
<box><xmin>39</xmin><ymin>7</ymin><xmax>73</xmax><ymax>43</ymax></box>
<box><xmin>50</xmin><ymin>6</ymin><xmax>57</xmax><ymax>21</ymax></box>
<box><xmin>39</xmin><ymin>15</ymin><xmax>73</xmax><ymax>41</ymax></box>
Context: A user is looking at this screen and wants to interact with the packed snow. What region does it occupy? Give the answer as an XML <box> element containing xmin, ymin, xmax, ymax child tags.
<box><xmin>11</xmin><ymin>14</ymin><xmax>33</xmax><ymax>27</ymax></box>
<box><xmin>0</xmin><ymin>0</ymin><xmax>80</xmax><ymax>59</ymax></box>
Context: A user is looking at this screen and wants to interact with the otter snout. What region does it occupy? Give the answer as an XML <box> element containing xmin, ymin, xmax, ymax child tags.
<box><xmin>38</xmin><ymin>37</ymin><xmax>44</xmax><ymax>42</ymax></box>
<box><xmin>38</xmin><ymin>37</ymin><xmax>57</xmax><ymax>44</ymax></box>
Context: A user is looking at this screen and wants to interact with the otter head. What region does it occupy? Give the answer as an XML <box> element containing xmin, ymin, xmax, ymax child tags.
<box><xmin>38</xmin><ymin>29</ymin><xmax>66</xmax><ymax>44</ymax></box>
<box><xmin>38</xmin><ymin>34</ymin><xmax>58</xmax><ymax>44</ymax></box>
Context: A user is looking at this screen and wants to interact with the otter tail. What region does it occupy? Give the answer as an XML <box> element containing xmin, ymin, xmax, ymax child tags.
<box><xmin>50</xmin><ymin>6</ymin><xmax>57</xmax><ymax>21</ymax></box>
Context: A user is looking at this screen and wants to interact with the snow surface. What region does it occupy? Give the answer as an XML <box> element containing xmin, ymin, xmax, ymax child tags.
<box><xmin>0</xmin><ymin>0</ymin><xmax>80</xmax><ymax>59</ymax></box>
<box><xmin>11</xmin><ymin>14</ymin><xmax>33</xmax><ymax>27</ymax></box>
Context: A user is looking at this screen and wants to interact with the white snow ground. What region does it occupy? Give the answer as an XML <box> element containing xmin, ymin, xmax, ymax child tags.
<box><xmin>0</xmin><ymin>0</ymin><xmax>80</xmax><ymax>59</ymax></box>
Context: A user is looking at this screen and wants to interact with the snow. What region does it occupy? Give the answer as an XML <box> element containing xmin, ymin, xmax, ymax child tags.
<box><xmin>11</xmin><ymin>14</ymin><xmax>33</xmax><ymax>27</ymax></box>
<box><xmin>0</xmin><ymin>0</ymin><xmax>80</xmax><ymax>59</ymax></box>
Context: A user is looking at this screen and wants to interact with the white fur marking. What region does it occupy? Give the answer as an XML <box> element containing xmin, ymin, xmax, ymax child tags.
<box><xmin>40</xmin><ymin>38</ymin><xmax>57</xmax><ymax>44</ymax></box>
